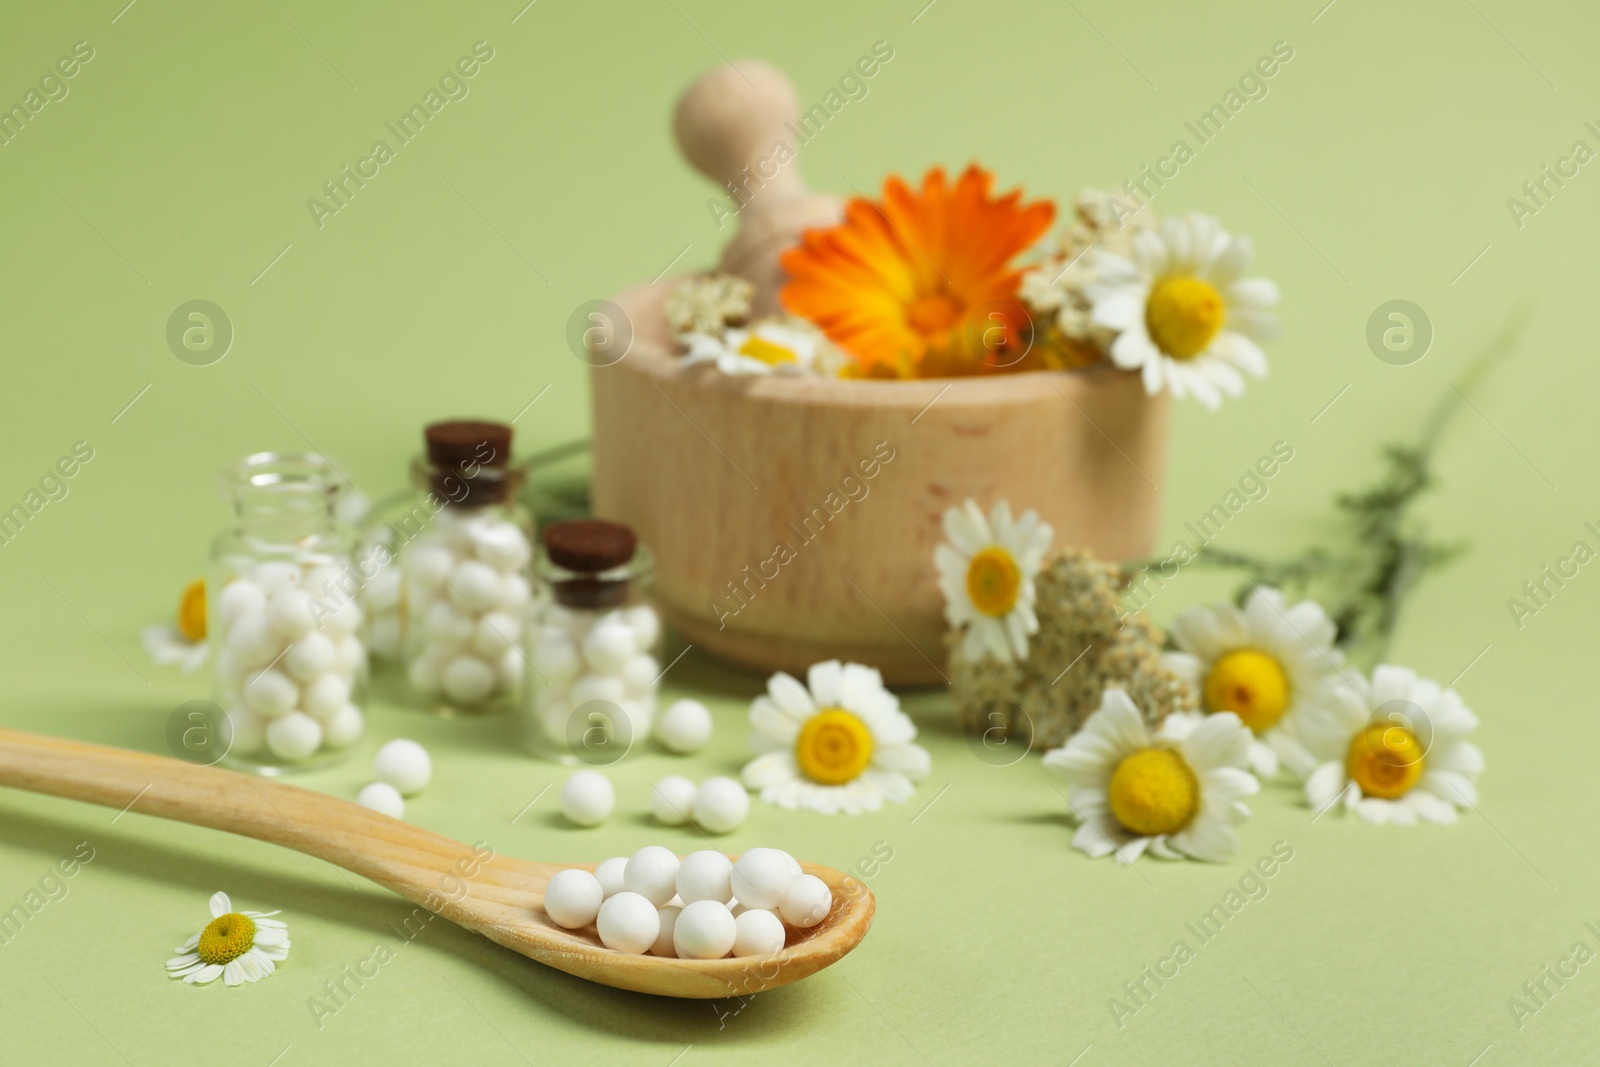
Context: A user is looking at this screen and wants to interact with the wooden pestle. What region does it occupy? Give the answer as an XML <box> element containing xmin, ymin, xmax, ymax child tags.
<box><xmin>673</xmin><ymin>60</ymin><xmax>844</xmax><ymax>316</ymax></box>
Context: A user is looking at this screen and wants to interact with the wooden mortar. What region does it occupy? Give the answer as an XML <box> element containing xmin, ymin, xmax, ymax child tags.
<box><xmin>589</xmin><ymin>61</ymin><xmax>1170</xmax><ymax>687</ymax></box>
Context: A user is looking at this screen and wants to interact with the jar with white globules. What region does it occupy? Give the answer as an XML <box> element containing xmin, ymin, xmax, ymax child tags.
<box><xmin>523</xmin><ymin>519</ymin><xmax>660</xmax><ymax>762</ymax></box>
<box><xmin>397</xmin><ymin>420</ymin><xmax>534</xmax><ymax>714</ymax></box>
<box><xmin>210</xmin><ymin>452</ymin><xmax>366</xmax><ymax>774</ymax></box>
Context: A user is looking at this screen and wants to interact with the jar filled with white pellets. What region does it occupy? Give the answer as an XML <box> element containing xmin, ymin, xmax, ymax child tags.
<box><xmin>209</xmin><ymin>452</ymin><xmax>367</xmax><ymax>773</ymax></box>
<box><xmin>522</xmin><ymin>519</ymin><xmax>661</xmax><ymax>763</ymax></box>
<box><xmin>386</xmin><ymin>420</ymin><xmax>535</xmax><ymax>715</ymax></box>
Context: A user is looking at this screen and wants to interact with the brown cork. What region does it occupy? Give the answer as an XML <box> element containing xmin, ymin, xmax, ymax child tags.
<box><xmin>425</xmin><ymin>420</ymin><xmax>513</xmax><ymax>469</ymax></box>
<box><xmin>543</xmin><ymin>520</ymin><xmax>637</xmax><ymax>572</ymax></box>
<box><xmin>424</xmin><ymin>420</ymin><xmax>514</xmax><ymax>506</ymax></box>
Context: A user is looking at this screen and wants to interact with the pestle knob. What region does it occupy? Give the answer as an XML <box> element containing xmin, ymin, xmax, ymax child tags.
<box><xmin>673</xmin><ymin>60</ymin><xmax>843</xmax><ymax>317</ymax></box>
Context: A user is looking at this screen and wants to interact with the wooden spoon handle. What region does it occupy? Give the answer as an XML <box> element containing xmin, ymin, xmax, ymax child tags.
<box><xmin>0</xmin><ymin>726</ymin><xmax>490</xmax><ymax>907</ymax></box>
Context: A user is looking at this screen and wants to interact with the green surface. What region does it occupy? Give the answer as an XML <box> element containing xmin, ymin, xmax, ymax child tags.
<box><xmin>0</xmin><ymin>0</ymin><xmax>1592</xmax><ymax>1063</ymax></box>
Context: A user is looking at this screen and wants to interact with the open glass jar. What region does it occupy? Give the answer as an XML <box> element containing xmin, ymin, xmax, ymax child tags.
<box><xmin>522</xmin><ymin>519</ymin><xmax>660</xmax><ymax>763</ymax></box>
<box><xmin>373</xmin><ymin>420</ymin><xmax>534</xmax><ymax>715</ymax></box>
<box><xmin>210</xmin><ymin>452</ymin><xmax>366</xmax><ymax>774</ymax></box>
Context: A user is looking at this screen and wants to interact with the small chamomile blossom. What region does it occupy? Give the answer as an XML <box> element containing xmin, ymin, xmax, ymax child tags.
<box><xmin>166</xmin><ymin>892</ymin><xmax>290</xmax><ymax>986</ymax></box>
<box><xmin>680</xmin><ymin>321</ymin><xmax>824</xmax><ymax>376</ymax></box>
<box><xmin>1295</xmin><ymin>664</ymin><xmax>1482</xmax><ymax>825</ymax></box>
<box><xmin>1086</xmin><ymin>212</ymin><xmax>1279</xmax><ymax>409</ymax></box>
<box><xmin>1044</xmin><ymin>688</ymin><xmax>1259</xmax><ymax>864</ymax></box>
<box><xmin>1161</xmin><ymin>586</ymin><xmax>1344</xmax><ymax>778</ymax></box>
<box><xmin>741</xmin><ymin>660</ymin><xmax>930</xmax><ymax>815</ymax></box>
<box><xmin>142</xmin><ymin>578</ymin><xmax>210</xmax><ymax>673</ymax></box>
<box><xmin>935</xmin><ymin>499</ymin><xmax>1053</xmax><ymax>664</ymax></box>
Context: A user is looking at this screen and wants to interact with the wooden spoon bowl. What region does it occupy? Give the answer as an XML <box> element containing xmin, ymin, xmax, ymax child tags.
<box><xmin>0</xmin><ymin>727</ymin><xmax>874</xmax><ymax>998</ymax></box>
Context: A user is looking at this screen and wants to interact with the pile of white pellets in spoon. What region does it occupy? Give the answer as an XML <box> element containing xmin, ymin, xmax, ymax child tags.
<box><xmin>544</xmin><ymin>846</ymin><xmax>834</xmax><ymax>958</ymax></box>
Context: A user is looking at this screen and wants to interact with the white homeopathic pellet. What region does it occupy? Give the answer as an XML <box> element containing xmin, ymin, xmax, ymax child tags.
<box><xmin>561</xmin><ymin>770</ymin><xmax>615</xmax><ymax>827</ymax></box>
<box><xmin>693</xmin><ymin>777</ymin><xmax>749</xmax><ymax>834</ymax></box>
<box><xmin>731</xmin><ymin>848</ymin><xmax>793</xmax><ymax>910</ymax></box>
<box><xmin>674</xmin><ymin>900</ymin><xmax>738</xmax><ymax>960</ymax></box>
<box><xmin>594</xmin><ymin>856</ymin><xmax>629</xmax><ymax>899</ymax></box>
<box><xmin>676</xmin><ymin>850</ymin><xmax>733</xmax><ymax>905</ymax></box>
<box><xmin>655</xmin><ymin>698</ymin><xmax>713</xmax><ymax>754</ymax></box>
<box><xmin>779</xmin><ymin>874</ymin><xmax>833</xmax><ymax>928</ymax></box>
<box><xmin>356</xmin><ymin>781</ymin><xmax>405</xmax><ymax>819</ymax></box>
<box><xmin>651</xmin><ymin>904</ymin><xmax>682</xmax><ymax>957</ymax></box>
<box><xmin>544</xmin><ymin>869</ymin><xmax>604</xmax><ymax>930</ymax></box>
<box><xmin>373</xmin><ymin>739</ymin><xmax>432</xmax><ymax>795</ymax></box>
<box><xmin>732</xmin><ymin>908</ymin><xmax>786</xmax><ymax>957</ymax></box>
<box><xmin>651</xmin><ymin>776</ymin><xmax>697</xmax><ymax>825</ymax></box>
<box><xmin>265</xmin><ymin>712</ymin><xmax>322</xmax><ymax>761</ymax></box>
<box><xmin>596</xmin><ymin>892</ymin><xmax>660</xmax><ymax>954</ymax></box>
<box><xmin>322</xmin><ymin>704</ymin><xmax>364</xmax><ymax>748</ymax></box>
<box><xmin>581</xmin><ymin>620</ymin><xmax>637</xmax><ymax>675</ymax></box>
<box><xmin>242</xmin><ymin>669</ymin><xmax>297</xmax><ymax>719</ymax></box>
<box><xmin>624</xmin><ymin>845</ymin><xmax>680</xmax><ymax>906</ymax></box>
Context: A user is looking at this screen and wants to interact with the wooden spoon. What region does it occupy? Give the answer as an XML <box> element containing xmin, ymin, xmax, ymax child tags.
<box><xmin>0</xmin><ymin>727</ymin><xmax>874</xmax><ymax>998</ymax></box>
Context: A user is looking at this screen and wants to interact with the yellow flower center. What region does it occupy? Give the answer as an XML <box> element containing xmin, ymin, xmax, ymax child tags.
<box><xmin>795</xmin><ymin>708</ymin><xmax>875</xmax><ymax>785</ymax></box>
<box><xmin>1346</xmin><ymin>724</ymin><xmax>1425</xmax><ymax>799</ymax></box>
<box><xmin>737</xmin><ymin>335</ymin><xmax>799</xmax><ymax>366</ymax></box>
<box><xmin>907</xmin><ymin>291</ymin><xmax>962</xmax><ymax>339</ymax></box>
<box><xmin>965</xmin><ymin>546</ymin><xmax>1021</xmax><ymax>618</ymax></box>
<box><xmin>197</xmin><ymin>912</ymin><xmax>257</xmax><ymax>965</ymax></box>
<box><xmin>178</xmin><ymin>578</ymin><xmax>207</xmax><ymax>643</ymax></box>
<box><xmin>1108</xmin><ymin>747</ymin><xmax>1200</xmax><ymax>836</ymax></box>
<box><xmin>1145</xmin><ymin>276</ymin><xmax>1226</xmax><ymax>360</ymax></box>
<box><xmin>1203</xmin><ymin>649</ymin><xmax>1291</xmax><ymax>734</ymax></box>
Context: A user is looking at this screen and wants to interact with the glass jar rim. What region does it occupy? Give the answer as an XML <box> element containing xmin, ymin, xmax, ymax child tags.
<box><xmin>219</xmin><ymin>451</ymin><xmax>346</xmax><ymax>503</ymax></box>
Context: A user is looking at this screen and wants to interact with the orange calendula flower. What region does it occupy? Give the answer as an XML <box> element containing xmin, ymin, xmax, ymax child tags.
<box><xmin>780</xmin><ymin>165</ymin><xmax>1055</xmax><ymax>377</ymax></box>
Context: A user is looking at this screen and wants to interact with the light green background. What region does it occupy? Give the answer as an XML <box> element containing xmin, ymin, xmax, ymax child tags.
<box><xmin>0</xmin><ymin>0</ymin><xmax>1592</xmax><ymax>1063</ymax></box>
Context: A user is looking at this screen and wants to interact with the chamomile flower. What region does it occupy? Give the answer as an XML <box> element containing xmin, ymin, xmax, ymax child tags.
<box><xmin>664</xmin><ymin>272</ymin><xmax>754</xmax><ymax>336</ymax></box>
<box><xmin>166</xmin><ymin>892</ymin><xmax>290</xmax><ymax>986</ymax></box>
<box><xmin>680</xmin><ymin>320</ymin><xmax>824</xmax><ymax>376</ymax></box>
<box><xmin>1086</xmin><ymin>212</ymin><xmax>1279</xmax><ymax>409</ymax></box>
<box><xmin>1295</xmin><ymin>664</ymin><xmax>1482</xmax><ymax>825</ymax></box>
<box><xmin>741</xmin><ymin>660</ymin><xmax>931</xmax><ymax>815</ymax></box>
<box><xmin>142</xmin><ymin>578</ymin><xmax>210</xmax><ymax>673</ymax></box>
<box><xmin>935</xmin><ymin>499</ymin><xmax>1054</xmax><ymax>664</ymax></box>
<box><xmin>1161</xmin><ymin>587</ymin><xmax>1344</xmax><ymax>778</ymax></box>
<box><xmin>1043</xmin><ymin>688</ymin><xmax>1258</xmax><ymax>864</ymax></box>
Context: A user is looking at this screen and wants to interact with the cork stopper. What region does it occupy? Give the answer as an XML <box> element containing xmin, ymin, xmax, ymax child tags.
<box><xmin>544</xmin><ymin>520</ymin><xmax>638</xmax><ymax>609</ymax></box>
<box><xmin>425</xmin><ymin>420</ymin><xmax>513</xmax><ymax>469</ymax></box>
<box><xmin>422</xmin><ymin>419</ymin><xmax>515</xmax><ymax>506</ymax></box>
<box><xmin>543</xmin><ymin>520</ymin><xmax>637</xmax><ymax>572</ymax></box>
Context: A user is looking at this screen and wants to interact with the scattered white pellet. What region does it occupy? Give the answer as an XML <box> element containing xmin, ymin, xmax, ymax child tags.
<box><xmin>674</xmin><ymin>899</ymin><xmax>737</xmax><ymax>960</ymax></box>
<box><xmin>693</xmin><ymin>777</ymin><xmax>749</xmax><ymax>834</ymax></box>
<box><xmin>597</xmin><ymin>892</ymin><xmax>660</xmax><ymax>954</ymax></box>
<box><xmin>545</xmin><ymin>869</ymin><xmax>604</xmax><ymax>930</ymax></box>
<box><xmin>655</xmin><ymin>698</ymin><xmax>713</xmax><ymax>754</ymax></box>
<box><xmin>651</xmin><ymin>776</ymin><xmax>698</xmax><ymax>826</ymax></box>
<box><xmin>561</xmin><ymin>769</ymin><xmax>615</xmax><ymax>827</ymax></box>
<box><xmin>374</xmin><ymin>739</ymin><xmax>432</xmax><ymax>795</ymax></box>
<box><xmin>732</xmin><ymin>908</ymin><xmax>786</xmax><ymax>957</ymax></box>
<box><xmin>357</xmin><ymin>781</ymin><xmax>405</xmax><ymax>819</ymax></box>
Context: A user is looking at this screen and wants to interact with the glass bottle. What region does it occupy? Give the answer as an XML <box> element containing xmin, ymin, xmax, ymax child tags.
<box><xmin>523</xmin><ymin>519</ymin><xmax>660</xmax><ymax>763</ymax></box>
<box><xmin>210</xmin><ymin>452</ymin><xmax>366</xmax><ymax>774</ymax></box>
<box><xmin>382</xmin><ymin>420</ymin><xmax>534</xmax><ymax>714</ymax></box>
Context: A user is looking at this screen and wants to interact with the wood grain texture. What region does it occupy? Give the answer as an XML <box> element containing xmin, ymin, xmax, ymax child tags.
<box><xmin>0</xmin><ymin>727</ymin><xmax>874</xmax><ymax>999</ymax></box>
<box><xmin>590</xmin><ymin>281</ymin><xmax>1171</xmax><ymax>686</ymax></box>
